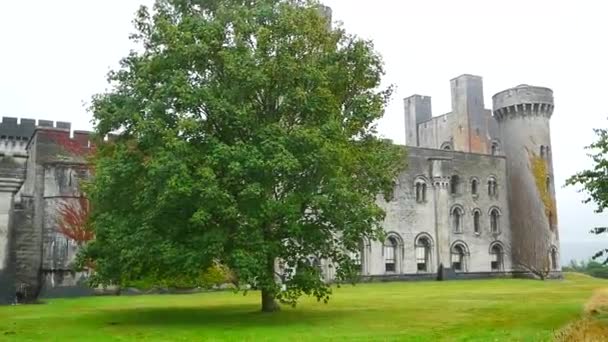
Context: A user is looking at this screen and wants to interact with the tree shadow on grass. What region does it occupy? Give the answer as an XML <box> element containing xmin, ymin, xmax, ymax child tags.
<box><xmin>88</xmin><ymin>303</ymin><xmax>354</xmax><ymax>329</ymax></box>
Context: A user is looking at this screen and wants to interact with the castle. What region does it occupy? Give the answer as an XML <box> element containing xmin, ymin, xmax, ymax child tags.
<box><xmin>0</xmin><ymin>74</ymin><xmax>560</xmax><ymax>303</ymax></box>
<box><xmin>309</xmin><ymin>75</ymin><xmax>561</xmax><ymax>283</ymax></box>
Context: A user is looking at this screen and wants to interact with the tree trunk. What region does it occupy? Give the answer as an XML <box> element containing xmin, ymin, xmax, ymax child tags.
<box><xmin>261</xmin><ymin>289</ymin><xmax>280</xmax><ymax>313</ymax></box>
<box><xmin>261</xmin><ymin>254</ymin><xmax>280</xmax><ymax>313</ymax></box>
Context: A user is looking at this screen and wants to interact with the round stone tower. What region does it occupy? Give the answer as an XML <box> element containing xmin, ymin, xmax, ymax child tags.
<box><xmin>493</xmin><ymin>85</ymin><xmax>560</xmax><ymax>275</ymax></box>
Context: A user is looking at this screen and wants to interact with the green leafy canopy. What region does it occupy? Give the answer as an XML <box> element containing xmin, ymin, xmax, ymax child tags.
<box><xmin>80</xmin><ymin>0</ymin><xmax>405</xmax><ymax>311</ymax></box>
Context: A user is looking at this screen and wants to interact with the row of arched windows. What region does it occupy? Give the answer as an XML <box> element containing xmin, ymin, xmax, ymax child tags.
<box><xmin>352</xmin><ymin>234</ymin><xmax>526</xmax><ymax>274</ymax></box>
<box><xmin>415</xmin><ymin>176</ymin><xmax>498</xmax><ymax>202</ymax></box>
<box><xmin>451</xmin><ymin>206</ymin><xmax>501</xmax><ymax>235</ymax></box>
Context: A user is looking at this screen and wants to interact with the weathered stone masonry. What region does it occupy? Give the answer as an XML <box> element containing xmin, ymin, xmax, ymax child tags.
<box><xmin>0</xmin><ymin>120</ymin><xmax>93</xmax><ymax>303</ymax></box>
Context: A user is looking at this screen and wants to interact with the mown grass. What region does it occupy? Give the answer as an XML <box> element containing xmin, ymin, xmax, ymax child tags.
<box><xmin>0</xmin><ymin>273</ymin><xmax>604</xmax><ymax>341</ymax></box>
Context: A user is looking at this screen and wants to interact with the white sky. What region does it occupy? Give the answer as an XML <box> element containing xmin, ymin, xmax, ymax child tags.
<box><xmin>1</xmin><ymin>0</ymin><xmax>607</xmax><ymax>263</ymax></box>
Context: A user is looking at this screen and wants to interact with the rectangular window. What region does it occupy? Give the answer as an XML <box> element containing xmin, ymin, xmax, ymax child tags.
<box><xmin>384</xmin><ymin>245</ymin><xmax>396</xmax><ymax>272</ymax></box>
<box><xmin>452</xmin><ymin>261</ymin><xmax>462</xmax><ymax>271</ymax></box>
<box><xmin>491</xmin><ymin>253</ymin><xmax>499</xmax><ymax>271</ymax></box>
<box><xmin>416</xmin><ymin>246</ymin><xmax>427</xmax><ymax>271</ymax></box>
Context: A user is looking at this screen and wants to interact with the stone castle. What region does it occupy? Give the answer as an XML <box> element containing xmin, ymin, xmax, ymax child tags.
<box><xmin>0</xmin><ymin>74</ymin><xmax>560</xmax><ymax>303</ymax></box>
<box><xmin>311</xmin><ymin>74</ymin><xmax>560</xmax><ymax>282</ymax></box>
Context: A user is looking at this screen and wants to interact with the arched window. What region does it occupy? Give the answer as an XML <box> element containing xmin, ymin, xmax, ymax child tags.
<box><xmin>308</xmin><ymin>256</ymin><xmax>321</xmax><ymax>270</ymax></box>
<box><xmin>491</xmin><ymin>142</ymin><xmax>499</xmax><ymax>156</ymax></box>
<box><xmin>488</xmin><ymin>177</ymin><xmax>498</xmax><ymax>197</ymax></box>
<box><xmin>540</xmin><ymin>145</ymin><xmax>546</xmax><ymax>158</ymax></box>
<box><xmin>473</xmin><ymin>209</ymin><xmax>481</xmax><ymax>235</ymax></box>
<box><xmin>350</xmin><ymin>241</ymin><xmax>365</xmax><ymax>273</ymax></box>
<box><xmin>550</xmin><ymin>246</ymin><xmax>558</xmax><ymax>270</ymax></box>
<box><xmin>450</xmin><ymin>175</ymin><xmax>460</xmax><ymax>195</ymax></box>
<box><xmin>546</xmin><ymin>176</ymin><xmax>551</xmax><ymax>193</ymax></box>
<box><xmin>415</xmin><ymin>235</ymin><xmax>432</xmax><ymax>272</ymax></box>
<box><xmin>451</xmin><ymin>243</ymin><xmax>468</xmax><ymax>272</ymax></box>
<box><xmin>471</xmin><ymin>178</ymin><xmax>478</xmax><ymax>196</ymax></box>
<box><xmin>546</xmin><ymin>146</ymin><xmax>551</xmax><ymax>159</ymax></box>
<box><xmin>490</xmin><ymin>243</ymin><xmax>504</xmax><ymax>271</ymax></box>
<box><xmin>451</xmin><ymin>206</ymin><xmax>464</xmax><ymax>233</ymax></box>
<box><xmin>548</xmin><ymin>210</ymin><xmax>554</xmax><ymax>231</ymax></box>
<box><xmin>384</xmin><ymin>237</ymin><xmax>398</xmax><ymax>272</ymax></box>
<box><xmin>490</xmin><ymin>208</ymin><xmax>500</xmax><ymax>234</ymax></box>
<box><xmin>441</xmin><ymin>142</ymin><xmax>453</xmax><ymax>150</ymax></box>
<box><xmin>415</xmin><ymin>178</ymin><xmax>427</xmax><ymax>203</ymax></box>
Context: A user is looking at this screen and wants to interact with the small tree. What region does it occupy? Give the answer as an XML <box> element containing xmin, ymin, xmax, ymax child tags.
<box><xmin>81</xmin><ymin>0</ymin><xmax>404</xmax><ymax>312</ymax></box>
<box><xmin>509</xmin><ymin>236</ymin><xmax>553</xmax><ymax>280</ymax></box>
<box><xmin>566</xmin><ymin>125</ymin><xmax>608</xmax><ymax>264</ymax></box>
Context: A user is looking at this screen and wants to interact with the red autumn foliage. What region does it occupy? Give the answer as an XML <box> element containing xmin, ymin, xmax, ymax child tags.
<box><xmin>57</xmin><ymin>195</ymin><xmax>94</xmax><ymax>245</ymax></box>
<box><xmin>45</xmin><ymin>130</ymin><xmax>96</xmax><ymax>156</ymax></box>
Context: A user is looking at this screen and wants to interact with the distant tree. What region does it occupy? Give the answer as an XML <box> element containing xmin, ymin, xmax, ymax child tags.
<box><xmin>566</xmin><ymin>125</ymin><xmax>608</xmax><ymax>264</ymax></box>
<box><xmin>79</xmin><ymin>0</ymin><xmax>404</xmax><ymax>312</ymax></box>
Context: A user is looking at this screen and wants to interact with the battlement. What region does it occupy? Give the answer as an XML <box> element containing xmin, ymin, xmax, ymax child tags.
<box><xmin>33</xmin><ymin>128</ymin><xmax>95</xmax><ymax>157</ymax></box>
<box><xmin>0</xmin><ymin>117</ymin><xmax>73</xmax><ymax>156</ymax></box>
<box><xmin>0</xmin><ymin>117</ymin><xmax>71</xmax><ymax>141</ymax></box>
<box><xmin>492</xmin><ymin>85</ymin><xmax>554</xmax><ymax>120</ymax></box>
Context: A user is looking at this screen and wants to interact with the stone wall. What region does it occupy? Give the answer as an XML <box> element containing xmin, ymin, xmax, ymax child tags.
<box><xmin>10</xmin><ymin>127</ymin><xmax>93</xmax><ymax>301</ymax></box>
<box><xmin>362</xmin><ymin>147</ymin><xmax>511</xmax><ymax>278</ymax></box>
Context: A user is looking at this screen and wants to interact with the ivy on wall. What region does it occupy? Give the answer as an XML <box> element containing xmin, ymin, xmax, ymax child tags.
<box><xmin>530</xmin><ymin>154</ymin><xmax>557</xmax><ymax>229</ymax></box>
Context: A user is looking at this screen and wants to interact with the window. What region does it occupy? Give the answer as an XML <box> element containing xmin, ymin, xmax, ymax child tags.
<box><xmin>490</xmin><ymin>208</ymin><xmax>500</xmax><ymax>234</ymax></box>
<box><xmin>540</xmin><ymin>145</ymin><xmax>545</xmax><ymax>158</ymax></box>
<box><xmin>451</xmin><ymin>244</ymin><xmax>467</xmax><ymax>272</ymax></box>
<box><xmin>416</xmin><ymin>236</ymin><xmax>432</xmax><ymax>272</ymax></box>
<box><xmin>546</xmin><ymin>146</ymin><xmax>551</xmax><ymax>159</ymax></box>
<box><xmin>473</xmin><ymin>210</ymin><xmax>481</xmax><ymax>235</ymax></box>
<box><xmin>550</xmin><ymin>247</ymin><xmax>558</xmax><ymax>270</ymax></box>
<box><xmin>471</xmin><ymin>179</ymin><xmax>478</xmax><ymax>196</ymax></box>
<box><xmin>441</xmin><ymin>142</ymin><xmax>453</xmax><ymax>150</ymax></box>
<box><xmin>384</xmin><ymin>237</ymin><xmax>398</xmax><ymax>272</ymax></box>
<box><xmin>452</xmin><ymin>206</ymin><xmax>464</xmax><ymax>233</ymax></box>
<box><xmin>549</xmin><ymin>210</ymin><xmax>554</xmax><ymax>231</ymax></box>
<box><xmin>351</xmin><ymin>242</ymin><xmax>364</xmax><ymax>273</ymax></box>
<box><xmin>415</xmin><ymin>180</ymin><xmax>427</xmax><ymax>203</ymax></box>
<box><xmin>488</xmin><ymin>177</ymin><xmax>497</xmax><ymax>197</ymax></box>
<box><xmin>546</xmin><ymin>176</ymin><xmax>551</xmax><ymax>193</ymax></box>
<box><xmin>490</xmin><ymin>243</ymin><xmax>503</xmax><ymax>271</ymax></box>
<box><xmin>450</xmin><ymin>175</ymin><xmax>460</xmax><ymax>195</ymax></box>
<box><xmin>491</xmin><ymin>142</ymin><xmax>499</xmax><ymax>156</ymax></box>
<box><xmin>308</xmin><ymin>257</ymin><xmax>321</xmax><ymax>271</ymax></box>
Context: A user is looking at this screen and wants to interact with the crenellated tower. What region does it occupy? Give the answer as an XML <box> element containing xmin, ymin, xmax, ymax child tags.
<box><xmin>493</xmin><ymin>85</ymin><xmax>560</xmax><ymax>274</ymax></box>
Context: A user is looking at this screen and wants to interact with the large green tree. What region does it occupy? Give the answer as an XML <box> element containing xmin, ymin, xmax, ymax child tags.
<box><xmin>81</xmin><ymin>0</ymin><xmax>404</xmax><ymax>312</ymax></box>
<box><xmin>566</xmin><ymin>125</ymin><xmax>608</xmax><ymax>264</ymax></box>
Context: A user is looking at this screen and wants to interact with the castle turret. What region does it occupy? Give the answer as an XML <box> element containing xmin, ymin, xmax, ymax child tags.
<box><xmin>404</xmin><ymin>95</ymin><xmax>432</xmax><ymax>146</ymax></box>
<box><xmin>493</xmin><ymin>85</ymin><xmax>560</xmax><ymax>274</ymax></box>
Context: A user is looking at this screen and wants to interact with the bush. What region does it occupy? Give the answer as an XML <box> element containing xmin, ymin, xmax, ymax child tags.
<box><xmin>125</xmin><ymin>263</ymin><xmax>234</xmax><ymax>290</ymax></box>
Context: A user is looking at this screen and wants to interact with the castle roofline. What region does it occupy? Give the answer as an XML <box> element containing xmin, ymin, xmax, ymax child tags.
<box><xmin>450</xmin><ymin>74</ymin><xmax>482</xmax><ymax>81</ymax></box>
<box><xmin>492</xmin><ymin>85</ymin><xmax>553</xmax><ymax>100</ymax></box>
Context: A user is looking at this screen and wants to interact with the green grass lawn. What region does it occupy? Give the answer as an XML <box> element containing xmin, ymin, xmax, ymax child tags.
<box><xmin>0</xmin><ymin>273</ymin><xmax>604</xmax><ymax>341</ymax></box>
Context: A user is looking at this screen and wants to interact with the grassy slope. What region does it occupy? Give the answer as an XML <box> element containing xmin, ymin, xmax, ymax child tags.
<box><xmin>0</xmin><ymin>273</ymin><xmax>604</xmax><ymax>341</ymax></box>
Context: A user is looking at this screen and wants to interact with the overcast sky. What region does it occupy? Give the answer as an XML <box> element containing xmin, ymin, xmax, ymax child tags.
<box><xmin>1</xmin><ymin>0</ymin><xmax>607</xmax><ymax>263</ymax></box>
